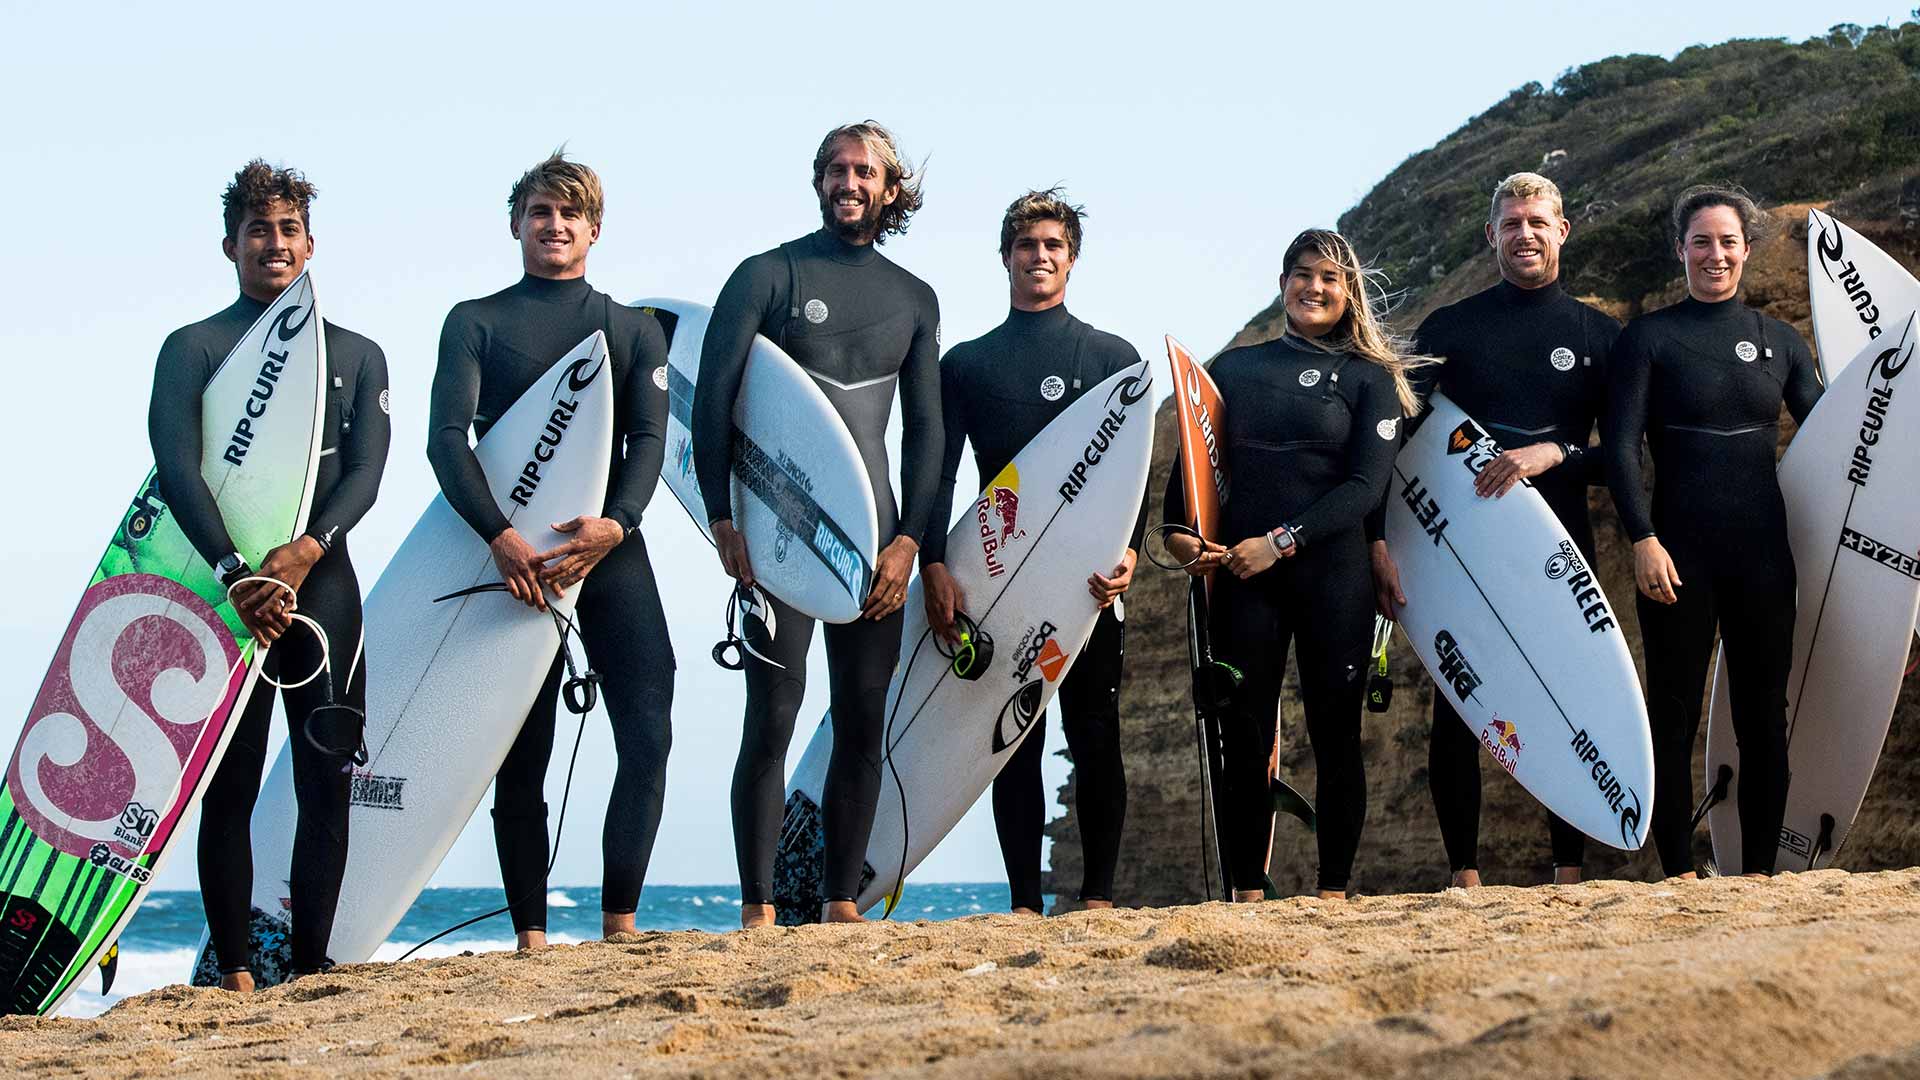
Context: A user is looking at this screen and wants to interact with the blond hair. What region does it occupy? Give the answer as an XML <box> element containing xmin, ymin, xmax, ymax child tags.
<box><xmin>1280</xmin><ymin>229</ymin><xmax>1434</xmax><ymax>416</ymax></box>
<box><xmin>811</xmin><ymin>121</ymin><xmax>924</xmax><ymax>241</ymax></box>
<box><xmin>1489</xmin><ymin>171</ymin><xmax>1564</xmax><ymax>224</ymax></box>
<box><xmin>507</xmin><ymin>150</ymin><xmax>605</xmax><ymax>228</ymax></box>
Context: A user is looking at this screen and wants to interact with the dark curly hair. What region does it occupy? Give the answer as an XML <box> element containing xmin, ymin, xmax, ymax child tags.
<box><xmin>222</xmin><ymin>159</ymin><xmax>317</xmax><ymax>241</ymax></box>
<box><xmin>999</xmin><ymin>187</ymin><xmax>1085</xmax><ymax>260</ymax></box>
<box><xmin>811</xmin><ymin>121</ymin><xmax>923</xmax><ymax>243</ymax></box>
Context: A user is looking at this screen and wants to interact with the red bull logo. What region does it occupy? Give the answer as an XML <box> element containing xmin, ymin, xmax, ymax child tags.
<box><xmin>976</xmin><ymin>465</ymin><xmax>1026</xmax><ymax>578</ymax></box>
<box><xmin>1480</xmin><ymin>716</ymin><xmax>1522</xmax><ymax>776</ymax></box>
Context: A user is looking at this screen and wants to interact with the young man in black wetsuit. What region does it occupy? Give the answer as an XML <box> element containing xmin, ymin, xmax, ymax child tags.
<box><xmin>695</xmin><ymin>121</ymin><xmax>942</xmax><ymax>927</ymax></box>
<box><xmin>1368</xmin><ymin>172</ymin><xmax>1620</xmax><ymax>887</ymax></box>
<box><xmin>922</xmin><ymin>189</ymin><xmax>1143</xmax><ymax>915</ymax></box>
<box><xmin>427</xmin><ymin>153</ymin><xmax>673</xmax><ymax>949</ymax></box>
<box><xmin>153</xmin><ymin>161</ymin><xmax>391</xmax><ymax>990</ymax></box>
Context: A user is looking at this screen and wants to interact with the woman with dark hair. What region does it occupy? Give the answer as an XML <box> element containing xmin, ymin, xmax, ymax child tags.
<box><xmin>1164</xmin><ymin>229</ymin><xmax>1425</xmax><ymax>900</ymax></box>
<box><xmin>1605</xmin><ymin>185</ymin><xmax>1822</xmax><ymax>878</ymax></box>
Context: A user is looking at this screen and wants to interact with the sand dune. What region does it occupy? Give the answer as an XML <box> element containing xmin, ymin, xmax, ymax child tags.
<box><xmin>7</xmin><ymin>869</ymin><xmax>1920</xmax><ymax>1077</ymax></box>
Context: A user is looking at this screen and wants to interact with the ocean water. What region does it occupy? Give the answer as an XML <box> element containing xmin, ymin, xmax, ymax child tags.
<box><xmin>57</xmin><ymin>882</ymin><xmax>1034</xmax><ymax>1019</ymax></box>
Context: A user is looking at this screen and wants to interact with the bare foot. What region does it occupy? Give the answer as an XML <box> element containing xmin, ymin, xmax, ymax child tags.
<box><xmin>603</xmin><ymin>912</ymin><xmax>636</xmax><ymax>938</ymax></box>
<box><xmin>1553</xmin><ymin>867</ymin><xmax>1583</xmax><ymax>886</ymax></box>
<box><xmin>1450</xmin><ymin>869</ymin><xmax>1483</xmax><ymax>889</ymax></box>
<box><xmin>1081</xmin><ymin>899</ymin><xmax>1114</xmax><ymax>910</ymax></box>
<box><xmin>1230</xmin><ymin>889</ymin><xmax>1264</xmax><ymax>903</ymax></box>
<box><xmin>822</xmin><ymin>900</ymin><xmax>866</xmax><ymax>923</ymax></box>
<box><xmin>1316</xmin><ymin>889</ymin><xmax>1347</xmax><ymax>900</ymax></box>
<box><xmin>1742</xmin><ymin>872</ymin><xmax>1769</xmax><ymax>880</ymax></box>
<box><xmin>1010</xmin><ymin>906</ymin><xmax>1043</xmax><ymax>916</ymax></box>
<box><xmin>740</xmin><ymin>904</ymin><xmax>775</xmax><ymax>929</ymax></box>
<box><xmin>219</xmin><ymin>970</ymin><xmax>255</xmax><ymax>993</ymax></box>
<box><xmin>1668</xmin><ymin>871</ymin><xmax>1699</xmax><ymax>881</ymax></box>
<box><xmin>516</xmin><ymin>930</ymin><xmax>547</xmax><ymax>951</ymax></box>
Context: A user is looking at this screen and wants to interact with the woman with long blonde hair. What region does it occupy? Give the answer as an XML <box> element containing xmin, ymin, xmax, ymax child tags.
<box><xmin>1165</xmin><ymin>228</ymin><xmax>1426</xmax><ymax>900</ymax></box>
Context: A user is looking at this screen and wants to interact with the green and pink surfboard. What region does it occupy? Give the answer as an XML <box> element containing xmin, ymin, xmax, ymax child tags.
<box><xmin>0</xmin><ymin>275</ymin><xmax>326</xmax><ymax>1015</ymax></box>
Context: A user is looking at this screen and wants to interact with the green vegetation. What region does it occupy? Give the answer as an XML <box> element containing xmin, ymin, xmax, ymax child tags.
<box><xmin>1339</xmin><ymin>21</ymin><xmax>1920</xmax><ymax>310</ymax></box>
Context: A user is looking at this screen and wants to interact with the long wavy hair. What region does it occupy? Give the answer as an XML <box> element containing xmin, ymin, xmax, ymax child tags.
<box><xmin>1279</xmin><ymin>228</ymin><xmax>1433</xmax><ymax>416</ymax></box>
<box><xmin>811</xmin><ymin>121</ymin><xmax>924</xmax><ymax>243</ymax></box>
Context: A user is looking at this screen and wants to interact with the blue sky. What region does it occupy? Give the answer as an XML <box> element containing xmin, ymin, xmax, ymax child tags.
<box><xmin>0</xmin><ymin>2</ymin><xmax>1904</xmax><ymax>898</ymax></box>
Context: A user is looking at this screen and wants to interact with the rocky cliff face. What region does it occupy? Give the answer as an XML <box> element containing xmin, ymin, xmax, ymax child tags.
<box><xmin>1044</xmin><ymin>192</ymin><xmax>1920</xmax><ymax>904</ymax></box>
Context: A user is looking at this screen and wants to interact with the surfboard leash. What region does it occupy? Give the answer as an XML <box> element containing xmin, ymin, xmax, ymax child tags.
<box><xmin>225</xmin><ymin>575</ymin><xmax>368</xmax><ymax>766</ymax></box>
<box><xmin>712</xmin><ymin>582</ymin><xmax>785</xmax><ymax>671</ymax></box>
<box><xmin>394</xmin><ymin>585</ymin><xmax>601</xmax><ymax>961</ymax></box>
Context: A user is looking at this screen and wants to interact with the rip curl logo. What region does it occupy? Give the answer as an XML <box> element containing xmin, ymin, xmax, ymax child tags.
<box><xmin>1550</xmin><ymin>347</ymin><xmax>1576</xmax><ymax>372</ymax></box>
<box><xmin>377</xmin><ymin>388</ymin><xmax>391</xmax><ymax>415</ymax></box>
<box><xmin>803</xmin><ymin>299</ymin><xmax>829</xmax><ymax>325</ymax></box>
<box><xmin>10</xmin><ymin>575</ymin><xmax>243</xmax><ymax>861</ymax></box>
<box><xmin>1039</xmin><ymin>375</ymin><xmax>1066</xmax><ymax>402</ymax></box>
<box><xmin>651</xmin><ymin>365</ymin><xmax>669</xmax><ymax>391</ymax></box>
<box><xmin>1298</xmin><ymin>369</ymin><xmax>1322</xmax><ymax>388</ymax></box>
<box><xmin>1376</xmin><ymin>418</ymin><xmax>1399</xmax><ymax>441</ymax></box>
<box><xmin>1735</xmin><ymin>341</ymin><xmax>1759</xmax><ymax>363</ymax></box>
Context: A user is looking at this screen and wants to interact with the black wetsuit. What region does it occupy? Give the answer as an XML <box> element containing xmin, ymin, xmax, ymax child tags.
<box><xmin>1164</xmin><ymin>336</ymin><xmax>1402</xmax><ymax>893</ymax></box>
<box><xmin>429</xmin><ymin>274</ymin><xmax>674</xmax><ymax>932</ymax></box>
<box><xmin>1604</xmin><ymin>295</ymin><xmax>1821</xmax><ymax>876</ymax></box>
<box><xmin>152</xmin><ymin>293</ymin><xmax>391</xmax><ymax>975</ymax></box>
<box><xmin>696</xmin><ymin>228</ymin><xmax>942</xmax><ymax>906</ymax></box>
<box><xmin>1406</xmin><ymin>280</ymin><xmax>1619</xmax><ymax>874</ymax></box>
<box><xmin>927</xmin><ymin>304</ymin><xmax>1147</xmax><ymax>910</ymax></box>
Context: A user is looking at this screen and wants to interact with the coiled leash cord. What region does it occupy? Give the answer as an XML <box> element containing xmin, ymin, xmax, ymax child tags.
<box><xmin>224</xmin><ymin>575</ymin><xmax>367</xmax><ymax>766</ymax></box>
<box><xmin>394</xmin><ymin>583</ymin><xmax>600</xmax><ymax>962</ymax></box>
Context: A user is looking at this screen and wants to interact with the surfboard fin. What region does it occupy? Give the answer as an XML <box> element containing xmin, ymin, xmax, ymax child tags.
<box><xmin>1808</xmin><ymin>813</ymin><xmax>1836</xmax><ymax>871</ymax></box>
<box><xmin>1271</xmin><ymin>778</ymin><xmax>1317</xmax><ymax>833</ymax></box>
<box><xmin>98</xmin><ymin>944</ymin><xmax>118</xmax><ymax>995</ymax></box>
<box><xmin>1690</xmin><ymin>764</ymin><xmax>1733</xmax><ymax>829</ymax></box>
<box><xmin>881</xmin><ymin>880</ymin><xmax>904</xmax><ymax>919</ymax></box>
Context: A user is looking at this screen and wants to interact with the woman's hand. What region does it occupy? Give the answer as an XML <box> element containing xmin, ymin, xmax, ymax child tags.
<box><xmin>1634</xmin><ymin>536</ymin><xmax>1683</xmax><ymax>603</ymax></box>
<box><xmin>1224</xmin><ymin>534</ymin><xmax>1280</xmax><ymax>579</ymax></box>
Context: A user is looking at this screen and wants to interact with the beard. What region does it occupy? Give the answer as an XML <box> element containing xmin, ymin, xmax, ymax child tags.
<box><xmin>819</xmin><ymin>189</ymin><xmax>885</xmax><ymax>243</ymax></box>
<box><xmin>1498</xmin><ymin>245</ymin><xmax>1560</xmax><ymax>288</ymax></box>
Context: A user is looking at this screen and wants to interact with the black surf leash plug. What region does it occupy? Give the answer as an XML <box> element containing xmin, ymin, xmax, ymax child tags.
<box><xmin>1367</xmin><ymin>616</ymin><xmax>1394</xmax><ymax>714</ymax></box>
<box><xmin>431</xmin><ymin>583</ymin><xmax>600</xmax><ymax>715</ymax></box>
<box><xmin>933</xmin><ymin>610</ymin><xmax>994</xmax><ymax>680</ymax></box>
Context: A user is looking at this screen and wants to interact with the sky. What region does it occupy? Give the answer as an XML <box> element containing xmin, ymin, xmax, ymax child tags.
<box><xmin>0</xmin><ymin>2</ymin><xmax>1907</xmax><ymax>903</ymax></box>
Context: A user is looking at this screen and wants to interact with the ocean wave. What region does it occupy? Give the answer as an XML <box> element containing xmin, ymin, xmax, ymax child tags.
<box><xmin>546</xmin><ymin>890</ymin><xmax>579</xmax><ymax>908</ymax></box>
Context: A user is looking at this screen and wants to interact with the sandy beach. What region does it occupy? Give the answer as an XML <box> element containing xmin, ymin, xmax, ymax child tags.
<box><xmin>5</xmin><ymin>869</ymin><xmax>1919</xmax><ymax>1077</ymax></box>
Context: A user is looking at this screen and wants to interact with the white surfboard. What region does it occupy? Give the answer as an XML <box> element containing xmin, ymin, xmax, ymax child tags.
<box><xmin>3</xmin><ymin>276</ymin><xmax>325</xmax><ymax>1016</ymax></box>
<box><xmin>190</xmin><ymin>333</ymin><xmax>614</xmax><ymax>985</ymax></box>
<box><xmin>1705</xmin><ymin>316</ymin><xmax>1920</xmax><ymax>873</ymax></box>
<box><xmin>1385</xmin><ymin>393</ymin><xmax>1652</xmax><ymax>849</ymax></box>
<box><xmin>771</xmin><ymin>361</ymin><xmax>1155</xmax><ymax>919</ymax></box>
<box><xmin>635</xmin><ymin>297</ymin><xmax>879</xmax><ymax>624</ymax></box>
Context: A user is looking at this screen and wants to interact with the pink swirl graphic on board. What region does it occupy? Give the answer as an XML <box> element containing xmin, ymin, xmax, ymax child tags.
<box><xmin>8</xmin><ymin>574</ymin><xmax>244</xmax><ymax>860</ymax></box>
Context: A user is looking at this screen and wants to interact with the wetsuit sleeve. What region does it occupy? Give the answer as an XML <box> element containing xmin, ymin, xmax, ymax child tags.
<box><xmin>427</xmin><ymin>305</ymin><xmax>513</xmax><ymax>542</ymax></box>
<box><xmin>1604</xmin><ymin>321</ymin><xmax>1657</xmax><ymax>542</ymax></box>
<box><xmin>1782</xmin><ymin>326</ymin><xmax>1823</xmax><ymax>425</ymax></box>
<box><xmin>920</xmin><ymin>350</ymin><xmax>969</xmax><ymax>566</ymax></box>
<box><xmin>1290</xmin><ymin>364</ymin><xmax>1402</xmax><ymax>548</ymax></box>
<box><xmin>1575</xmin><ymin>315</ymin><xmax>1621</xmax><ymax>488</ymax></box>
<box><xmin>605</xmin><ymin>315</ymin><xmax>670</xmax><ymax>532</ymax></box>
<box><xmin>148</xmin><ymin>331</ymin><xmax>236</xmax><ymax>568</ymax></box>
<box><xmin>894</xmin><ymin>288</ymin><xmax>945</xmax><ymax>547</ymax></box>
<box><xmin>305</xmin><ymin>337</ymin><xmax>391</xmax><ymax>546</ymax></box>
<box><xmin>695</xmin><ymin>256</ymin><xmax>782</xmax><ymax>527</ymax></box>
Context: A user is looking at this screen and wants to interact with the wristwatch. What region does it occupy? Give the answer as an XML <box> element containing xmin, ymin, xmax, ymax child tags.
<box><xmin>215</xmin><ymin>552</ymin><xmax>250</xmax><ymax>587</ymax></box>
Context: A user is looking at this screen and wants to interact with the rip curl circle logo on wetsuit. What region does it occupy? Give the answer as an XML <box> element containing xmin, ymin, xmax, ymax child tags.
<box><xmin>1735</xmin><ymin>340</ymin><xmax>1759</xmax><ymax>363</ymax></box>
<box><xmin>1039</xmin><ymin>376</ymin><xmax>1066</xmax><ymax>401</ymax></box>
<box><xmin>803</xmin><ymin>299</ymin><xmax>829</xmax><ymax>325</ymax></box>
<box><xmin>1550</xmin><ymin>347</ymin><xmax>1576</xmax><ymax>372</ymax></box>
<box><xmin>651</xmin><ymin>365</ymin><xmax>669</xmax><ymax>391</ymax></box>
<box><xmin>1298</xmin><ymin>369</ymin><xmax>1322</xmax><ymax>388</ymax></box>
<box><xmin>1376</xmin><ymin>418</ymin><xmax>1399</xmax><ymax>441</ymax></box>
<box><xmin>378</xmin><ymin>389</ymin><xmax>391</xmax><ymax>414</ymax></box>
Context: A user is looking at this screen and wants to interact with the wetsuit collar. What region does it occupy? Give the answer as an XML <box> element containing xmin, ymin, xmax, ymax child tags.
<box><xmin>1678</xmin><ymin>293</ymin><xmax>1747</xmax><ymax>320</ymax></box>
<box><xmin>514</xmin><ymin>273</ymin><xmax>594</xmax><ymax>303</ymax></box>
<box><xmin>230</xmin><ymin>292</ymin><xmax>271</xmax><ymax>320</ymax></box>
<box><xmin>811</xmin><ymin>227</ymin><xmax>879</xmax><ymax>267</ymax></box>
<box><xmin>1494</xmin><ymin>278</ymin><xmax>1562</xmax><ymax>309</ymax></box>
<box><xmin>1005</xmin><ymin>303</ymin><xmax>1073</xmax><ymax>333</ymax></box>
